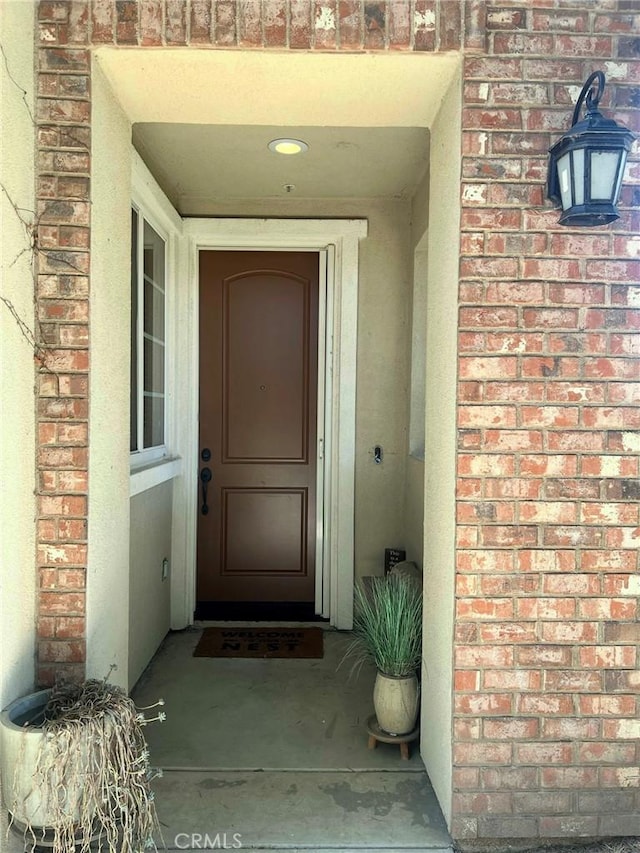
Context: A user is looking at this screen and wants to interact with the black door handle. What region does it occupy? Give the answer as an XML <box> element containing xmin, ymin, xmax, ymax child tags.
<box><xmin>200</xmin><ymin>466</ymin><xmax>212</xmax><ymax>515</ymax></box>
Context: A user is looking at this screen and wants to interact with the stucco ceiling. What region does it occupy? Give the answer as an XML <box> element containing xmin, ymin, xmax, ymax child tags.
<box><xmin>96</xmin><ymin>49</ymin><xmax>460</xmax><ymax>212</ymax></box>
<box><xmin>132</xmin><ymin>124</ymin><xmax>430</xmax><ymax>209</ymax></box>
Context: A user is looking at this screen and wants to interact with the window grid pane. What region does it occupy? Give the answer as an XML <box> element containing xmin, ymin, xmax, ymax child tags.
<box><xmin>143</xmin><ymin>396</ymin><xmax>165</xmax><ymax>449</ymax></box>
<box><xmin>131</xmin><ymin>211</ymin><xmax>166</xmax><ymax>455</ymax></box>
<box><xmin>143</xmin><ymin>337</ymin><xmax>165</xmax><ymax>394</ymax></box>
<box><xmin>130</xmin><ymin>208</ymin><xmax>139</xmax><ymax>452</ymax></box>
<box><xmin>143</xmin><ymin>221</ymin><xmax>165</xmax><ymax>292</ymax></box>
<box><xmin>144</xmin><ymin>278</ymin><xmax>165</xmax><ymax>341</ymax></box>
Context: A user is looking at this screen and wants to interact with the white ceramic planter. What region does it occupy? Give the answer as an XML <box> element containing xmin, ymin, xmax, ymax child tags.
<box><xmin>373</xmin><ymin>671</ymin><xmax>419</xmax><ymax>736</ymax></box>
<box><xmin>0</xmin><ymin>689</ymin><xmax>95</xmax><ymax>833</ymax></box>
<box><xmin>1</xmin><ymin>690</ymin><xmax>53</xmax><ymax>829</ymax></box>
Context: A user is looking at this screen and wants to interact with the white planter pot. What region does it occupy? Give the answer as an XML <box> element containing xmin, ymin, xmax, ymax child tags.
<box><xmin>373</xmin><ymin>671</ymin><xmax>419</xmax><ymax>736</ymax></box>
<box><xmin>1</xmin><ymin>689</ymin><xmax>52</xmax><ymax>829</ymax></box>
<box><xmin>0</xmin><ymin>689</ymin><xmax>95</xmax><ymax>833</ymax></box>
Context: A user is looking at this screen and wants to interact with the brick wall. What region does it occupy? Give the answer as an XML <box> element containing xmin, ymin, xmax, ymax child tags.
<box><xmin>33</xmin><ymin>0</ymin><xmax>639</xmax><ymax>841</ymax></box>
<box><xmin>454</xmin><ymin>3</ymin><xmax>640</xmax><ymax>840</ymax></box>
<box><xmin>36</xmin><ymin>2</ymin><xmax>92</xmax><ymax>685</ymax></box>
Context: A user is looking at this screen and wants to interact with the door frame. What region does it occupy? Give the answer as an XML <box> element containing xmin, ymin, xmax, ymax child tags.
<box><xmin>172</xmin><ymin>218</ymin><xmax>367</xmax><ymax>630</ymax></box>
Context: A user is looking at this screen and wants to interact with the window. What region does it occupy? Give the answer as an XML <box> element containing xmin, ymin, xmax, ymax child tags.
<box><xmin>130</xmin><ymin>206</ymin><xmax>167</xmax><ymax>461</ymax></box>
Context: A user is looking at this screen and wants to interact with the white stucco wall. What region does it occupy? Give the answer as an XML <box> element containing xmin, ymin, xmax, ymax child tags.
<box><xmin>418</xmin><ymin>66</ymin><xmax>462</xmax><ymax>825</ymax></box>
<box><xmin>86</xmin><ymin>61</ymin><xmax>132</xmax><ymax>687</ymax></box>
<box><xmin>182</xmin><ymin>197</ymin><xmax>412</xmax><ymax>580</ymax></box>
<box><xmin>0</xmin><ymin>0</ymin><xmax>36</xmax><ymax>710</ymax></box>
<box><xmin>403</xmin><ymin>173</ymin><xmax>430</xmax><ymax>570</ymax></box>
<box><xmin>403</xmin><ymin>457</ymin><xmax>426</xmax><ymax>569</ymax></box>
<box><xmin>129</xmin><ymin>483</ymin><xmax>172</xmax><ymax>689</ymax></box>
<box><xmin>89</xmin><ymin>93</ymin><xmax>179</xmax><ymax>689</ymax></box>
<box><xmin>356</xmin><ymin>201</ymin><xmax>412</xmax><ymax>576</ymax></box>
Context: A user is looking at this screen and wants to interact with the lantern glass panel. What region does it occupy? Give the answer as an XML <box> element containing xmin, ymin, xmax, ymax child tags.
<box><xmin>590</xmin><ymin>150</ymin><xmax>620</xmax><ymax>200</ymax></box>
<box><xmin>573</xmin><ymin>148</ymin><xmax>585</xmax><ymax>206</ymax></box>
<box><xmin>558</xmin><ymin>152</ymin><xmax>573</xmax><ymax>211</ymax></box>
<box><xmin>613</xmin><ymin>151</ymin><xmax>628</xmax><ymax>205</ymax></box>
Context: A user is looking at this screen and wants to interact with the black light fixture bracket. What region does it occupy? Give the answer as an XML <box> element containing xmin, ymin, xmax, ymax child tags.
<box><xmin>570</xmin><ymin>69</ymin><xmax>606</xmax><ymax>128</ymax></box>
<box><xmin>547</xmin><ymin>71</ymin><xmax>636</xmax><ymax>227</ymax></box>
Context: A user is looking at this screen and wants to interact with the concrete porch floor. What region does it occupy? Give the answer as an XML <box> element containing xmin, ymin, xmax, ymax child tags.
<box><xmin>2</xmin><ymin>627</ymin><xmax>451</xmax><ymax>852</ymax></box>
<box><xmin>131</xmin><ymin>626</ymin><xmax>453</xmax><ymax>852</ymax></box>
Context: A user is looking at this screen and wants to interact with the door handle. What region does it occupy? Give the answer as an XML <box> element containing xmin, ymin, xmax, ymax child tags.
<box><xmin>200</xmin><ymin>466</ymin><xmax>212</xmax><ymax>515</ymax></box>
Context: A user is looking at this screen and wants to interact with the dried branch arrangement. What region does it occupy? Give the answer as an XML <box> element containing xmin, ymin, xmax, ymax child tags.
<box><xmin>11</xmin><ymin>680</ymin><xmax>165</xmax><ymax>853</ymax></box>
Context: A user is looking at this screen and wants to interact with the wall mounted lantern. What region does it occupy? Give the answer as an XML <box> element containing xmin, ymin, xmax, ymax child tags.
<box><xmin>547</xmin><ymin>71</ymin><xmax>636</xmax><ymax>227</ymax></box>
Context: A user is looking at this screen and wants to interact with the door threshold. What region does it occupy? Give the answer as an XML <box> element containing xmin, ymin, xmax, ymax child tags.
<box><xmin>194</xmin><ymin>601</ymin><xmax>329</xmax><ymax>622</ymax></box>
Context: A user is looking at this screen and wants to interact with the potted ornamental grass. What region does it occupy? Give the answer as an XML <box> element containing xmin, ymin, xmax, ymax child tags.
<box><xmin>343</xmin><ymin>573</ymin><xmax>423</xmax><ymax>736</ymax></box>
<box><xmin>0</xmin><ymin>678</ymin><xmax>165</xmax><ymax>853</ymax></box>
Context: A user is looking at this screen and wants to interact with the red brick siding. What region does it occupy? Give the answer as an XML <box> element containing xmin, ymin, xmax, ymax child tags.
<box><xmin>455</xmin><ymin>1</ymin><xmax>640</xmax><ymax>841</ymax></box>
<box><xmin>36</xmin><ymin>1</ymin><xmax>91</xmax><ymax>686</ymax></box>
<box><xmin>81</xmin><ymin>0</ymin><xmax>474</xmax><ymax>50</ymax></box>
<box><xmin>33</xmin><ymin>0</ymin><xmax>640</xmax><ymax>842</ymax></box>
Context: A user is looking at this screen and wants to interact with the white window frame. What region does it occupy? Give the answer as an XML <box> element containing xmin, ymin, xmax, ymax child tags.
<box><xmin>130</xmin><ymin>151</ymin><xmax>183</xmax><ymax>490</ymax></box>
<box><xmin>130</xmin><ymin>205</ymin><xmax>167</xmax><ymax>464</ymax></box>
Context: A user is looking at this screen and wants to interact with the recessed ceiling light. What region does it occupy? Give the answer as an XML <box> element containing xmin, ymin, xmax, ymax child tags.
<box><xmin>268</xmin><ymin>138</ymin><xmax>309</xmax><ymax>155</ymax></box>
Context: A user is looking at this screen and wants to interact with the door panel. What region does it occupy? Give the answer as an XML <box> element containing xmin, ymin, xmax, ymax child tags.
<box><xmin>197</xmin><ymin>251</ymin><xmax>319</xmax><ymax>608</ymax></box>
<box><xmin>223</xmin><ymin>272</ymin><xmax>310</xmax><ymax>462</ymax></box>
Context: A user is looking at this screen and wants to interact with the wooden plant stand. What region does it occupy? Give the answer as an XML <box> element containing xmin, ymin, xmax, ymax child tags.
<box><xmin>366</xmin><ymin>714</ymin><xmax>420</xmax><ymax>761</ymax></box>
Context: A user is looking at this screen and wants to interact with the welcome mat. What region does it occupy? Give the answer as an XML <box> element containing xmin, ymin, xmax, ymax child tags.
<box><xmin>193</xmin><ymin>627</ymin><xmax>324</xmax><ymax>659</ymax></box>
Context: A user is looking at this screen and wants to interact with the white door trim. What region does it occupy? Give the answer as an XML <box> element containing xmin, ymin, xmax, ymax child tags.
<box><xmin>315</xmin><ymin>248</ymin><xmax>329</xmax><ymax>617</ymax></box>
<box><xmin>171</xmin><ymin>218</ymin><xmax>367</xmax><ymax>630</ymax></box>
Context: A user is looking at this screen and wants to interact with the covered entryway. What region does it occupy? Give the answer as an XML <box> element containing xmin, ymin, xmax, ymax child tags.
<box><xmin>196</xmin><ymin>251</ymin><xmax>320</xmax><ymax>619</ymax></box>
<box><xmin>89</xmin><ymin>47</ymin><xmax>462</xmax><ymax>830</ymax></box>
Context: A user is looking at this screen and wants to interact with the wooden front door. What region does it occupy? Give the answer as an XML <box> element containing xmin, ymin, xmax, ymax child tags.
<box><xmin>197</xmin><ymin>251</ymin><xmax>319</xmax><ymax>615</ymax></box>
